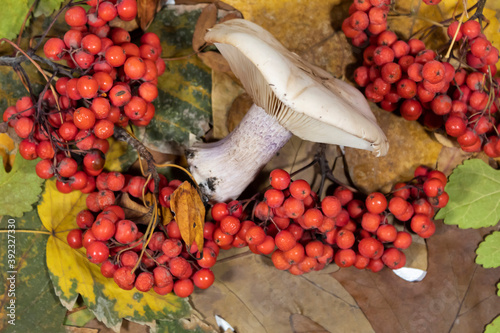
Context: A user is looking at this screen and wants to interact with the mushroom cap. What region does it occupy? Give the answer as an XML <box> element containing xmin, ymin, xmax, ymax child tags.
<box><xmin>205</xmin><ymin>19</ymin><xmax>388</xmax><ymax>156</ymax></box>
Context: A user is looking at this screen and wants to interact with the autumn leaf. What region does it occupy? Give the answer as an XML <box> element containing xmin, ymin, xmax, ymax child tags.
<box><xmin>0</xmin><ymin>211</ymin><xmax>67</xmax><ymax>333</ymax></box>
<box><xmin>485</xmin><ymin>315</ymin><xmax>500</xmax><ymax>333</ymax></box>
<box><xmin>103</xmin><ymin>137</ymin><xmax>137</xmax><ymax>173</ymax></box>
<box><xmin>191</xmin><ymin>251</ymin><xmax>374</xmax><ymax>332</ymax></box>
<box><xmin>0</xmin><ymin>133</ymin><xmax>16</xmax><ymax>171</ymax></box>
<box><xmin>33</xmin><ymin>0</ymin><xmax>65</xmax><ymax>17</ymax></box>
<box><xmin>435</xmin><ymin>159</ymin><xmax>500</xmax><ymax>229</ymax></box>
<box><xmin>39</xmin><ymin>180</ymin><xmax>191</xmax><ymax>331</ymax></box>
<box><xmin>0</xmin><ymin>151</ymin><xmax>44</xmax><ymax>217</ymax></box>
<box><xmin>0</xmin><ymin>0</ymin><xmax>31</xmax><ymax>40</ymax></box>
<box><xmin>334</xmin><ymin>222</ymin><xmax>500</xmax><ymax>333</ymax></box>
<box><xmin>170</xmin><ymin>181</ymin><xmax>205</xmax><ymax>250</ymax></box>
<box><xmin>476</xmin><ymin>231</ymin><xmax>500</xmax><ymax>269</ymax></box>
<box><xmin>192</xmin><ymin>3</ymin><xmax>217</xmax><ymax>51</ymax></box>
<box><xmin>63</xmin><ymin>307</ymin><xmax>96</xmax><ymax>328</ymax></box>
<box><xmin>137</xmin><ymin>0</ymin><xmax>160</xmax><ymax>31</ymax></box>
<box><xmin>133</xmin><ymin>6</ymin><xmax>211</xmax><ymax>152</ymax></box>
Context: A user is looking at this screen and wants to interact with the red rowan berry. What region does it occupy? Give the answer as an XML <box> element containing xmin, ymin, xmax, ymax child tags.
<box><xmin>400</xmin><ymin>99</ymin><xmax>423</xmax><ymax>121</ymax></box>
<box><xmin>422</xmin><ymin>60</ymin><xmax>445</xmax><ymax>83</ymax></box>
<box><xmin>461</xmin><ymin>20</ymin><xmax>481</xmax><ymax>39</ymax></box>
<box><xmin>334</xmin><ymin>249</ymin><xmax>356</xmax><ymax>267</ymax></box>
<box><xmin>86</xmin><ymin>241</ymin><xmax>109</xmax><ymax>264</ymax></box>
<box><xmin>380</xmin><ymin>62</ymin><xmax>401</xmax><ymax>83</ymax></box>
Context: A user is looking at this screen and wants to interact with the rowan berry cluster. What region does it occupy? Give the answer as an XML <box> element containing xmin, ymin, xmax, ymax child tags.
<box><xmin>2</xmin><ymin>0</ymin><xmax>166</xmax><ymax>193</ymax></box>
<box><xmin>345</xmin><ymin>0</ymin><xmax>500</xmax><ymax>156</ymax></box>
<box><xmin>67</xmin><ymin>172</ymin><xmax>218</xmax><ymax>297</ymax></box>
<box><xmin>207</xmin><ymin>166</ymin><xmax>447</xmax><ymax>275</ymax></box>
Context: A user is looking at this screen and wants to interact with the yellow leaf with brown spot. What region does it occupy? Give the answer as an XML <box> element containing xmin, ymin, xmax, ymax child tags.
<box><xmin>39</xmin><ymin>180</ymin><xmax>190</xmax><ymax>331</ymax></box>
<box><xmin>170</xmin><ymin>181</ymin><xmax>205</xmax><ymax>250</ymax></box>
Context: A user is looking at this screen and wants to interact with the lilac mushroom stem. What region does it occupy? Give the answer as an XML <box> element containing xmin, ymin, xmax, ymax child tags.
<box><xmin>187</xmin><ymin>103</ymin><xmax>292</xmax><ymax>203</ymax></box>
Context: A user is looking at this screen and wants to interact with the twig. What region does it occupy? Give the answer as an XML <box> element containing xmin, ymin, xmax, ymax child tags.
<box><xmin>113</xmin><ymin>126</ymin><xmax>160</xmax><ymax>194</ymax></box>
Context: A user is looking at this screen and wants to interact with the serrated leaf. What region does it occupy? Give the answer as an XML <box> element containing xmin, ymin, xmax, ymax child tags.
<box><xmin>170</xmin><ymin>181</ymin><xmax>205</xmax><ymax>250</ymax></box>
<box><xmin>33</xmin><ymin>0</ymin><xmax>65</xmax><ymax>17</ymax></box>
<box><xmin>0</xmin><ymin>212</ymin><xmax>67</xmax><ymax>332</ymax></box>
<box><xmin>0</xmin><ymin>0</ymin><xmax>30</xmax><ymax>40</ymax></box>
<box><xmin>39</xmin><ymin>180</ymin><xmax>191</xmax><ymax>331</ymax></box>
<box><xmin>133</xmin><ymin>6</ymin><xmax>211</xmax><ymax>152</ymax></box>
<box><xmin>485</xmin><ymin>315</ymin><xmax>500</xmax><ymax>333</ymax></box>
<box><xmin>435</xmin><ymin>159</ymin><xmax>500</xmax><ymax>228</ymax></box>
<box><xmin>0</xmin><ymin>153</ymin><xmax>44</xmax><ymax>217</ymax></box>
<box><xmin>476</xmin><ymin>232</ymin><xmax>500</xmax><ymax>268</ymax></box>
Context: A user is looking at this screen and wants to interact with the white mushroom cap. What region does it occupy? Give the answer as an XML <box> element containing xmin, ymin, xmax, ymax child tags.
<box><xmin>205</xmin><ymin>19</ymin><xmax>388</xmax><ymax>156</ymax></box>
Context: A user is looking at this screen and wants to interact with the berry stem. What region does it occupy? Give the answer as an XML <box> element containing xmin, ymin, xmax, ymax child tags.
<box><xmin>113</xmin><ymin>126</ymin><xmax>160</xmax><ymax>194</ymax></box>
<box><xmin>444</xmin><ymin>12</ymin><xmax>465</xmax><ymax>59</ymax></box>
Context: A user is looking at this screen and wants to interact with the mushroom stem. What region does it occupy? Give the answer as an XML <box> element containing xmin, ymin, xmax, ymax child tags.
<box><xmin>187</xmin><ymin>103</ymin><xmax>292</xmax><ymax>203</ymax></box>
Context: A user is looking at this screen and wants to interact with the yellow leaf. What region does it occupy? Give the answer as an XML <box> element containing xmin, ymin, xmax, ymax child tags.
<box><xmin>161</xmin><ymin>205</ymin><xmax>173</xmax><ymax>226</ymax></box>
<box><xmin>0</xmin><ymin>133</ymin><xmax>15</xmax><ymax>170</ymax></box>
<box><xmin>38</xmin><ymin>180</ymin><xmax>190</xmax><ymax>331</ymax></box>
<box><xmin>170</xmin><ymin>181</ymin><xmax>205</xmax><ymax>250</ymax></box>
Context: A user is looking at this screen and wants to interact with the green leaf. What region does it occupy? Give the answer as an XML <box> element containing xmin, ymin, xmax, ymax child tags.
<box><xmin>485</xmin><ymin>315</ymin><xmax>500</xmax><ymax>333</ymax></box>
<box><xmin>0</xmin><ymin>155</ymin><xmax>44</xmax><ymax>217</ymax></box>
<box><xmin>476</xmin><ymin>231</ymin><xmax>500</xmax><ymax>268</ymax></box>
<box><xmin>0</xmin><ymin>66</ymin><xmax>44</xmax><ymax>116</ymax></box>
<box><xmin>0</xmin><ymin>212</ymin><xmax>67</xmax><ymax>333</ymax></box>
<box><xmin>435</xmin><ymin>159</ymin><xmax>500</xmax><ymax>228</ymax></box>
<box><xmin>157</xmin><ymin>318</ymin><xmax>207</xmax><ymax>333</ymax></box>
<box><xmin>103</xmin><ymin>137</ymin><xmax>137</xmax><ymax>172</ymax></box>
<box><xmin>39</xmin><ymin>180</ymin><xmax>191</xmax><ymax>331</ymax></box>
<box><xmin>0</xmin><ymin>0</ymin><xmax>30</xmax><ymax>40</ymax></box>
<box><xmin>497</xmin><ymin>282</ymin><xmax>500</xmax><ymax>297</ymax></box>
<box><xmin>134</xmin><ymin>6</ymin><xmax>211</xmax><ymax>152</ymax></box>
<box><xmin>63</xmin><ymin>307</ymin><xmax>96</xmax><ymax>327</ymax></box>
<box><xmin>33</xmin><ymin>0</ymin><xmax>65</xmax><ymax>17</ymax></box>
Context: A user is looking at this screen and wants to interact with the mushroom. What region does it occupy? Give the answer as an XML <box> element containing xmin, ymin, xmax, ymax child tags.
<box><xmin>188</xmin><ymin>19</ymin><xmax>388</xmax><ymax>203</ymax></box>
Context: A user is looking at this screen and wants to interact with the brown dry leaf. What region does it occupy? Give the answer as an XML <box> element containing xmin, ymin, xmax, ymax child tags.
<box><xmin>211</xmin><ymin>71</ymin><xmax>245</xmax><ymax>139</ymax></box>
<box><xmin>219</xmin><ymin>11</ymin><xmax>243</xmax><ymax>23</ymax></box>
<box><xmin>118</xmin><ymin>192</ymin><xmax>153</xmax><ymax>225</ymax></box>
<box><xmin>432</xmin><ymin>132</ymin><xmax>458</xmax><ymax>148</ymax></box>
<box><xmin>198</xmin><ymin>51</ymin><xmax>231</xmax><ymax>73</ymax></box>
<box><xmin>170</xmin><ymin>181</ymin><xmax>205</xmax><ymax>250</ymax></box>
<box><xmin>333</xmin><ymin>222</ymin><xmax>500</xmax><ymax>333</ymax></box>
<box><xmin>289</xmin><ymin>314</ymin><xmax>329</xmax><ymax>333</ymax></box>
<box><xmin>192</xmin><ymin>3</ymin><xmax>218</xmax><ymax>51</ymax></box>
<box><xmin>226</xmin><ymin>92</ymin><xmax>252</xmax><ymax>132</ymax></box>
<box><xmin>137</xmin><ymin>0</ymin><xmax>160</xmax><ymax>30</ymax></box>
<box><xmin>108</xmin><ymin>16</ymin><xmax>139</xmax><ymax>31</ymax></box>
<box><xmin>191</xmin><ymin>251</ymin><xmax>374</xmax><ymax>332</ymax></box>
